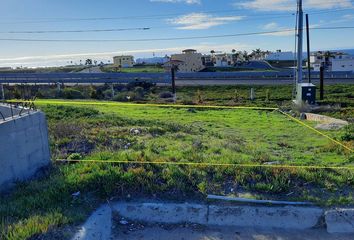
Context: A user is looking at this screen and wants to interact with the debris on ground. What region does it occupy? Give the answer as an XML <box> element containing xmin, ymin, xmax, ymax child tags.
<box><xmin>315</xmin><ymin>123</ymin><xmax>348</xmax><ymax>130</ymax></box>
<box><xmin>71</xmin><ymin>191</ymin><xmax>81</xmax><ymax>197</ymax></box>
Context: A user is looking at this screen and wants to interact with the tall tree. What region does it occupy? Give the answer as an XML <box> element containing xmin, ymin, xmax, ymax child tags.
<box><xmin>85</xmin><ymin>59</ymin><xmax>93</xmax><ymax>66</ymax></box>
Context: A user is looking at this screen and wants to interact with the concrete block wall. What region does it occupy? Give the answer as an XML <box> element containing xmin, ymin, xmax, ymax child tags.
<box><xmin>305</xmin><ymin>113</ymin><xmax>348</xmax><ymax>125</ymax></box>
<box><xmin>0</xmin><ymin>106</ymin><xmax>51</xmax><ymax>191</ymax></box>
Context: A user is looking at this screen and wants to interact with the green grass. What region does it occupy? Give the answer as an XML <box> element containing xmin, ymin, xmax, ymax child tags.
<box><xmin>1</xmin><ymin>99</ymin><xmax>353</xmax><ymax>239</ymax></box>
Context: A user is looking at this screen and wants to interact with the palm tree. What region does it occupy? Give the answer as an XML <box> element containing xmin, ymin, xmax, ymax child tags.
<box><xmin>253</xmin><ymin>48</ymin><xmax>262</xmax><ymax>60</ymax></box>
<box><xmin>85</xmin><ymin>59</ymin><xmax>93</xmax><ymax>66</ymax></box>
<box><xmin>323</xmin><ymin>51</ymin><xmax>335</xmax><ymax>69</ymax></box>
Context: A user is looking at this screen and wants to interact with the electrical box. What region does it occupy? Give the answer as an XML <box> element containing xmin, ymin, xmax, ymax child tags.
<box><xmin>296</xmin><ymin>83</ymin><xmax>316</xmax><ymax>105</ymax></box>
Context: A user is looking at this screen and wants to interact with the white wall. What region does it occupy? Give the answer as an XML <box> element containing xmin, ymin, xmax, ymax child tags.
<box><xmin>332</xmin><ymin>59</ymin><xmax>354</xmax><ymax>72</ymax></box>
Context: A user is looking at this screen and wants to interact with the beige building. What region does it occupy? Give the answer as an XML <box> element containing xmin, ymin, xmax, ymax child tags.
<box><xmin>113</xmin><ymin>55</ymin><xmax>134</xmax><ymax>68</ymax></box>
<box><xmin>171</xmin><ymin>49</ymin><xmax>204</xmax><ymax>73</ymax></box>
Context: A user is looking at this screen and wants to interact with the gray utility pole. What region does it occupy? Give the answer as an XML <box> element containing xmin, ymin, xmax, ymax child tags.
<box><xmin>296</xmin><ymin>0</ymin><xmax>304</xmax><ymax>84</ymax></box>
<box><xmin>295</xmin><ymin>0</ymin><xmax>316</xmax><ymax>105</ymax></box>
<box><xmin>306</xmin><ymin>14</ymin><xmax>311</xmax><ymax>83</ymax></box>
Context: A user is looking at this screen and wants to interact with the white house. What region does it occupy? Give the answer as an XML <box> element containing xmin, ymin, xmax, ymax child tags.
<box><xmin>214</xmin><ymin>54</ymin><xmax>234</xmax><ymax>67</ymax></box>
<box><xmin>310</xmin><ymin>51</ymin><xmax>354</xmax><ymax>72</ymax></box>
<box><xmin>331</xmin><ymin>58</ymin><xmax>354</xmax><ymax>72</ymax></box>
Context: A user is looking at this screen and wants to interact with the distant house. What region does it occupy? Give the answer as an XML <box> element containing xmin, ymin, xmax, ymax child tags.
<box><xmin>265</xmin><ymin>50</ymin><xmax>295</xmax><ymax>61</ymax></box>
<box><xmin>214</xmin><ymin>53</ymin><xmax>234</xmax><ymax>67</ymax></box>
<box><xmin>113</xmin><ymin>55</ymin><xmax>134</xmax><ymax>68</ymax></box>
<box><xmin>201</xmin><ymin>55</ymin><xmax>214</xmax><ymax>67</ymax></box>
<box><xmin>171</xmin><ymin>49</ymin><xmax>204</xmax><ymax>73</ymax></box>
<box><xmin>135</xmin><ymin>56</ymin><xmax>170</xmax><ymax>65</ymax></box>
<box><xmin>0</xmin><ymin>67</ymin><xmax>12</xmax><ymax>71</ymax></box>
<box><xmin>310</xmin><ymin>51</ymin><xmax>354</xmax><ymax>72</ymax></box>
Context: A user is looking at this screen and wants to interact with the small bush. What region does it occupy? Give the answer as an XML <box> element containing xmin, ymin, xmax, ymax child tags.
<box><xmin>159</xmin><ymin>92</ymin><xmax>173</xmax><ymax>99</ymax></box>
<box><xmin>68</xmin><ymin>153</ymin><xmax>82</xmax><ymax>160</ymax></box>
<box><xmin>63</xmin><ymin>89</ymin><xmax>84</xmax><ymax>99</ymax></box>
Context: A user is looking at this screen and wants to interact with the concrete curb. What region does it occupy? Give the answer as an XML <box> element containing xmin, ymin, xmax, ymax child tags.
<box><xmin>325</xmin><ymin>208</ymin><xmax>354</xmax><ymax>233</ymax></box>
<box><xmin>113</xmin><ymin>202</ymin><xmax>323</xmax><ymax>230</ymax></box>
<box><xmin>208</xmin><ymin>205</ymin><xmax>322</xmax><ymax>229</ymax></box>
<box><xmin>113</xmin><ymin>202</ymin><xmax>208</xmax><ymax>225</ymax></box>
<box><xmin>71</xmin><ymin>202</ymin><xmax>354</xmax><ymax>239</ymax></box>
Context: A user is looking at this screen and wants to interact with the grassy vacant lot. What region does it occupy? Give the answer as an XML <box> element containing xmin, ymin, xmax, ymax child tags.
<box><xmin>1</xmin><ymin>99</ymin><xmax>353</xmax><ymax>239</ymax></box>
<box><xmin>7</xmin><ymin>84</ymin><xmax>352</xmax><ymax>120</ymax></box>
<box><xmin>102</xmin><ymin>65</ymin><xmax>165</xmax><ymax>73</ymax></box>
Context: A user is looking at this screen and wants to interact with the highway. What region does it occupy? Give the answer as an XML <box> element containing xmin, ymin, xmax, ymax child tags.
<box><xmin>175</xmin><ymin>78</ymin><xmax>354</xmax><ymax>86</ymax></box>
<box><xmin>0</xmin><ymin>72</ymin><xmax>353</xmax><ymax>86</ymax></box>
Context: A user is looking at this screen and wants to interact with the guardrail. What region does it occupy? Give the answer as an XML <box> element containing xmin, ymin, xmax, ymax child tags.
<box><xmin>0</xmin><ymin>73</ymin><xmax>170</xmax><ymax>84</ymax></box>
<box><xmin>0</xmin><ymin>71</ymin><xmax>353</xmax><ymax>84</ymax></box>
<box><xmin>0</xmin><ymin>100</ymin><xmax>36</xmax><ymax>121</ymax></box>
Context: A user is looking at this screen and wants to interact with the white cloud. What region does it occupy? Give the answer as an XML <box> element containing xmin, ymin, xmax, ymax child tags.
<box><xmin>236</xmin><ymin>0</ymin><xmax>353</xmax><ymax>11</ymax></box>
<box><xmin>263</xmin><ymin>22</ymin><xmax>279</xmax><ymax>30</ymax></box>
<box><xmin>261</xmin><ymin>22</ymin><xmax>294</xmax><ymax>36</ymax></box>
<box><xmin>150</xmin><ymin>0</ymin><xmax>201</xmax><ymax>4</ymax></box>
<box><xmin>343</xmin><ymin>14</ymin><xmax>354</xmax><ymax>20</ymax></box>
<box><xmin>168</xmin><ymin>13</ymin><xmax>244</xmax><ymax>30</ymax></box>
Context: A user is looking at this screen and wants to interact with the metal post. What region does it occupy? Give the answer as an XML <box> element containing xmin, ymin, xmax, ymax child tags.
<box><xmin>296</xmin><ymin>0</ymin><xmax>304</xmax><ymax>84</ymax></box>
<box><xmin>250</xmin><ymin>88</ymin><xmax>255</xmax><ymax>101</ymax></box>
<box><xmin>56</xmin><ymin>82</ymin><xmax>61</xmax><ymax>93</ymax></box>
<box><xmin>171</xmin><ymin>67</ymin><xmax>176</xmax><ymax>102</ymax></box>
<box><xmin>320</xmin><ymin>66</ymin><xmax>324</xmax><ymax>100</ymax></box>
<box><xmin>111</xmin><ymin>84</ymin><xmax>115</xmax><ymax>99</ymax></box>
<box><xmin>306</xmin><ymin>14</ymin><xmax>311</xmax><ymax>83</ymax></box>
<box><xmin>0</xmin><ymin>84</ymin><xmax>4</xmax><ymax>101</ymax></box>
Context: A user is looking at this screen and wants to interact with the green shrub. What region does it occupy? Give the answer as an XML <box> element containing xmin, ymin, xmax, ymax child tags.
<box><xmin>63</xmin><ymin>89</ymin><xmax>84</xmax><ymax>99</ymax></box>
<box><xmin>341</xmin><ymin>124</ymin><xmax>354</xmax><ymax>141</ymax></box>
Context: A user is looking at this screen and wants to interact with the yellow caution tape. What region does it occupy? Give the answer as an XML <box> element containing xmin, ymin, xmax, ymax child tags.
<box><xmin>6</xmin><ymin>99</ymin><xmax>278</xmax><ymax>110</ymax></box>
<box><xmin>55</xmin><ymin>159</ymin><xmax>354</xmax><ymax>171</ymax></box>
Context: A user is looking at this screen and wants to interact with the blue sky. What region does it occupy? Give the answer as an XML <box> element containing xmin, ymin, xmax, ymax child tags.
<box><xmin>0</xmin><ymin>0</ymin><xmax>353</xmax><ymax>67</ymax></box>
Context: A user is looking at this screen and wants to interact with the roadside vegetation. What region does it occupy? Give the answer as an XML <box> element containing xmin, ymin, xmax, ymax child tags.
<box><xmin>0</xmin><ymin>66</ymin><xmax>87</xmax><ymax>74</ymax></box>
<box><xmin>101</xmin><ymin>64</ymin><xmax>165</xmax><ymax>73</ymax></box>
<box><xmin>0</xmin><ymin>83</ymin><xmax>353</xmax><ymax>239</ymax></box>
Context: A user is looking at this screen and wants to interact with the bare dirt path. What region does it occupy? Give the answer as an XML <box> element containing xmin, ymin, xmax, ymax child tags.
<box><xmin>113</xmin><ymin>225</ymin><xmax>353</xmax><ymax>240</ymax></box>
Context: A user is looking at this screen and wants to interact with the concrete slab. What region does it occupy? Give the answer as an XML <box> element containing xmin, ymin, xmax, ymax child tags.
<box><xmin>71</xmin><ymin>205</ymin><xmax>112</xmax><ymax>240</ymax></box>
<box><xmin>325</xmin><ymin>209</ymin><xmax>354</xmax><ymax>233</ymax></box>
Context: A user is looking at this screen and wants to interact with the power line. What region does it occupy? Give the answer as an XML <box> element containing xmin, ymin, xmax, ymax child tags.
<box><xmin>2</xmin><ymin>8</ymin><xmax>354</xmax><ymax>35</ymax></box>
<box><xmin>0</xmin><ymin>27</ymin><xmax>151</xmax><ymax>34</ymax></box>
<box><xmin>0</xmin><ymin>3</ymin><xmax>352</xmax><ymax>24</ymax></box>
<box><xmin>0</xmin><ymin>26</ymin><xmax>352</xmax><ymax>42</ymax></box>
